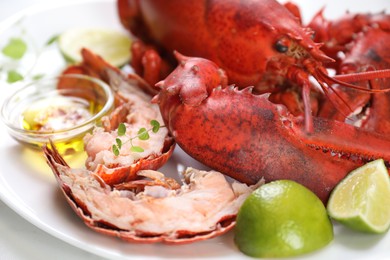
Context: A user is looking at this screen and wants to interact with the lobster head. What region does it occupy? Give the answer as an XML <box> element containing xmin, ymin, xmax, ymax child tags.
<box><xmin>117</xmin><ymin>0</ymin><xmax>333</xmax><ymax>90</ymax></box>
<box><xmin>202</xmin><ymin>0</ymin><xmax>335</xmax><ymax>89</ymax></box>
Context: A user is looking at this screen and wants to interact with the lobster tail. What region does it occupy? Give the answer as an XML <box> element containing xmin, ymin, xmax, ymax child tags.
<box><xmin>43</xmin><ymin>140</ymin><xmax>69</xmax><ymax>173</ymax></box>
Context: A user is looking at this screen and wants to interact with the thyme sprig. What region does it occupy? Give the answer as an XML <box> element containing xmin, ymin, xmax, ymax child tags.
<box><xmin>112</xmin><ymin>119</ymin><xmax>163</xmax><ymax>156</ymax></box>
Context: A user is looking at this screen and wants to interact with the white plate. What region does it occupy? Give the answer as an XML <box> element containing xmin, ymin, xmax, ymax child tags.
<box><xmin>0</xmin><ymin>0</ymin><xmax>389</xmax><ymax>259</ymax></box>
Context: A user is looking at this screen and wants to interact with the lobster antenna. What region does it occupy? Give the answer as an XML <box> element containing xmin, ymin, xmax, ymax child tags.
<box><xmin>319</xmin><ymin>69</ymin><xmax>390</xmax><ymax>93</ymax></box>
<box><xmin>315</xmin><ymin>72</ymin><xmax>354</xmax><ymax>118</ymax></box>
<box><xmin>334</xmin><ymin>69</ymin><xmax>390</xmax><ymax>84</ymax></box>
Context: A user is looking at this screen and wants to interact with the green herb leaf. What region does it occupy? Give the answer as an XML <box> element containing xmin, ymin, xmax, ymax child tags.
<box><xmin>112</xmin><ymin>144</ymin><xmax>120</xmax><ymax>156</ymax></box>
<box><xmin>46</xmin><ymin>35</ymin><xmax>59</xmax><ymax>46</ymax></box>
<box><xmin>118</xmin><ymin>123</ymin><xmax>126</xmax><ymax>136</ymax></box>
<box><xmin>115</xmin><ymin>138</ymin><xmax>122</xmax><ymax>149</ymax></box>
<box><xmin>112</xmin><ymin>120</ymin><xmax>165</xmax><ymax>156</ymax></box>
<box><xmin>131</xmin><ymin>146</ymin><xmax>144</xmax><ymax>153</ymax></box>
<box><xmin>2</xmin><ymin>38</ymin><xmax>27</xmax><ymax>59</ymax></box>
<box><xmin>150</xmin><ymin>120</ymin><xmax>160</xmax><ymax>133</ymax></box>
<box><xmin>7</xmin><ymin>70</ymin><xmax>23</xmax><ymax>83</ymax></box>
<box><xmin>138</xmin><ymin>128</ymin><xmax>149</xmax><ymax>140</ymax></box>
<box><xmin>32</xmin><ymin>74</ymin><xmax>44</xmax><ymax>80</ymax></box>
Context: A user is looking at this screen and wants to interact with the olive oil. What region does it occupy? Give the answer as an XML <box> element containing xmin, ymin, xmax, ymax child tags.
<box><xmin>22</xmin><ymin>96</ymin><xmax>92</xmax><ymax>132</ymax></box>
<box><xmin>19</xmin><ymin>95</ymin><xmax>98</xmax><ymax>155</ymax></box>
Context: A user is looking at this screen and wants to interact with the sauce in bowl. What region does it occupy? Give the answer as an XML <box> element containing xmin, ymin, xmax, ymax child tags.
<box><xmin>1</xmin><ymin>74</ymin><xmax>114</xmax><ymax>155</ymax></box>
<box><xmin>22</xmin><ymin>96</ymin><xmax>93</xmax><ymax>132</ymax></box>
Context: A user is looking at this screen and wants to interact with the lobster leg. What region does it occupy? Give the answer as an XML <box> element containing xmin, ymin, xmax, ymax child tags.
<box><xmin>364</xmin><ymin>84</ymin><xmax>390</xmax><ymax>135</ymax></box>
<box><xmin>285</xmin><ymin>66</ymin><xmax>316</xmax><ymax>132</ymax></box>
<box><xmin>283</xmin><ymin>2</ymin><xmax>302</xmax><ymax>24</ymax></box>
<box><xmin>308</xmin><ymin>10</ymin><xmax>390</xmax><ymax>66</ymax></box>
<box><xmin>130</xmin><ymin>40</ymin><xmax>172</xmax><ymax>87</ymax></box>
<box><xmin>318</xmin><ymin>27</ymin><xmax>390</xmax><ymax>134</ymax></box>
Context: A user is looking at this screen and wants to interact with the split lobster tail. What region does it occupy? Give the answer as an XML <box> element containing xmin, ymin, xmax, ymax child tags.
<box><xmin>43</xmin><ymin>140</ymin><xmax>263</xmax><ymax>244</ymax></box>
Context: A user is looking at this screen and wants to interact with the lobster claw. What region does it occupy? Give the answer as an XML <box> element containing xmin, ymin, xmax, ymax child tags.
<box><xmin>156</xmin><ymin>52</ymin><xmax>228</xmax><ymax>106</ymax></box>
<box><xmin>156</xmin><ymin>55</ymin><xmax>390</xmax><ymax>203</ymax></box>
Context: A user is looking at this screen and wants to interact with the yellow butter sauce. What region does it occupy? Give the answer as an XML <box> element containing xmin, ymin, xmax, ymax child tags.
<box><xmin>22</xmin><ymin>96</ymin><xmax>92</xmax><ymax>131</ymax></box>
<box><xmin>19</xmin><ymin>95</ymin><xmax>103</xmax><ymax>155</ymax></box>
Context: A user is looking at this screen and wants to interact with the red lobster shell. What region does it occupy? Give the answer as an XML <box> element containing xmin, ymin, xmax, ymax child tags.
<box><xmin>319</xmin><ymin>27</ymin><xmax>390</xmax><ymax>135</ymax></box>
<box><xmin>154</xmin><ymin>53</ymin><xmax>390</xmax><ymax>203</ymax></box>
<box><xmin>117</xmin><ymin>0</ymin><xmax>390</xmax><ymax>134</ymax></box>
<box><xmin>118</xmin><ymin>0</ymin><xmax>331</xmax><ymax>89</ymax></box>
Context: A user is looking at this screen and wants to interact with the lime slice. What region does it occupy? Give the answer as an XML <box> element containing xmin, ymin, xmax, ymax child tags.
<box><xmin>58</xmin><ymin>28</ymin><xmax>131</xmax><ymax>67</ymax></box>
<box><xmin>327</xmin><ymin>159</ymin><xmax>390</xmax><ymax>233</ymax></box>
<box><xmin>234</xmin><ymin>180</ymin><xmax>333</xmax><ymax>257</ymax></box>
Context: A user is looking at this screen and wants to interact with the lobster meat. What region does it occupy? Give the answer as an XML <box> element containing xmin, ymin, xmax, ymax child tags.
<box><xmin>43</xmin><ymin>141</ymin><xmax>262</xmax><ymax>244</ymax></box>
<box><xmin>59</xmin><ymin>49</ymin><xmax>174</xmax><ymax>185</ymax></box>
<box><xmin>154</xmin><ymin>53</ymin><xmax>390</xmax><ymax>203</ymax></box>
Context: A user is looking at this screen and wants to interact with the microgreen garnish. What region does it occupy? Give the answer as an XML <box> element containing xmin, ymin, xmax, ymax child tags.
<box><xmin>112</xmin><ymin>144</ymin><xmax>120</xmax><ymax>156</ymax></box>
<box><xmin>2</xmin><ymin>37</ymin><xmax>27</xmax><ymax>60</ymax></box>
<box><xmin>118</xmin><ymin>123</ymin><xmax>126</xmax><ymax>136</ymax></box>
<box><xmin>151</xmin><ymin>119</ymin><xmax>161</xmax><ymax>133</ymax></box>
<box><xmin>32</xmin><ymin>74</ymin><xmax>44</xmax><ymax>80</ymax></box>
<box><xmin>138</xmin><ymin>128</ymin><xmax>149</xmax><ymax>140</ymax></box>
<box><xmin>7</xmin><ymin>70</ymin><xmax>24</xmax><ymax>83</ymax></box>
<box><xmin>45</xmin><ymin>34</ymin><xmax>59</xmax><ymax>46</ymax></box>
<box><xmin>131</xmin><ymin>146</ymin><xmax>145</xmax><ymax>153</ymax></box>
<box><xmin>112</xmin><ymin>120</ymin><xmax>164</xmax><ymax>156</ymax></box>
<box><xmin>0</xmin><ymin>26</ymin><xmax>59</xmax><ymax>84</ymax></box>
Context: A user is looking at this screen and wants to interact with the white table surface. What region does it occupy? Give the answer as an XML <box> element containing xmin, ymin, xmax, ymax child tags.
<box><xmin>0</xmin><ymin>1</ymin><xmax>106</xmax><ymax>259</ymax></box>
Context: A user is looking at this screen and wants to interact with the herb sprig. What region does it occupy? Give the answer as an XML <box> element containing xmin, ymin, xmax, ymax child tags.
<box><xmin>112</xmin><ymin>120</ymin><xmax>163</xmax><ymax>156</ymax></box>
<box><xmin>1</xmin><ymin>37</ymin><xmax>27</xmax><ymax>83</ymax></box>
<box><xmin>0</xmin><ymin>23</ymin><xmax>59</xmax><ymax>84</ymax></box>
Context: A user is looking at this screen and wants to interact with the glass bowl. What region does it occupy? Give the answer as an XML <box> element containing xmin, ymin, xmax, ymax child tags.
<box><xmin>1</xmin><ymin>74</ymin><xmax>114</xmax><ymax>154</ymax></box>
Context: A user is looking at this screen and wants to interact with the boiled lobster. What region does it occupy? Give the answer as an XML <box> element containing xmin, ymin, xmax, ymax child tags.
<box><xmin>154</xmin><ymin>53</ymin><xmax>390</xmax><ymax>203</ymax></box>
<box><xmin>39</xmin><ymin>0</ymin><xmax>390</xmax><ymax>245</ymax></box>
<box><xmin>116</xmin><ymin>0</ymin><xmax>390</xmax><ymax>202</ymax></box>
<box><xmin>117</xmin><ymin>0</ymin><xmax>390</xmax><ymax>132</ymax></box>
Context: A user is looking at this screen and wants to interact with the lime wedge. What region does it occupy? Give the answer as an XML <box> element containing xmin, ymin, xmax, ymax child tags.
<box><xmin>327</xmin><ymin>159</ymin><xmax>390</xmax><ymax>233</ymax></box>
<box><xmin>58</xmin><ymin>28</ymin><xmax>131</xmax><ymax>67</ymax></box>
<box><xmin>234</xmin><ymin>180</ymin><xmax>333</xmax><ymax>257</ymax></box>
